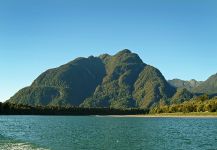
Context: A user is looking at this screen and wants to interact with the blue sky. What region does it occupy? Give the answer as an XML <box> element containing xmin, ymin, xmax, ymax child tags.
<box><xmin>0</xmin><ymin>0</ymin><xmax>217</xmax><ymax>102</ymax></box>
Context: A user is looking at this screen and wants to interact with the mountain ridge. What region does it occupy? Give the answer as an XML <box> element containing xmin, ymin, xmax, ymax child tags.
<box><xmin>8</xmin><ymin>49</ymin><xmax>217</xmax><ymax>109</ymax></box>
<box><xmin>8</xmin><ymin>49</ymin><xmax>176</xmax><ymax>109</ymax></box>
<box><xmin>168</xmin><ymin>79</ymin><xmax>203</xmax><ymax>91</ymax></box>
<box><xmin>193</xmin><ymin>73</ymin><xmax>217</xmax><ymax>94</ymax></box>
<box><xmin>169</xmin><ymin>73</ymin><xmax>217</xmax><ymax>95</ymax></box>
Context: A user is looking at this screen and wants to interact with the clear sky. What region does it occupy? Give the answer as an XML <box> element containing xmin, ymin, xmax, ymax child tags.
<box><xmin>0</xmin><ymin>0</ymin><xmax>217</xmax><ymax>102</ymax></box>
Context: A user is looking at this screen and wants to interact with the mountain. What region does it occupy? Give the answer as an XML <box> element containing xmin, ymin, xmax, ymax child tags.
<box><xmin>169</xmin><ymin>74</ymin><xmax>217</xmax><ymax>96</ymax></box>
<box><xmin>8</xmin><ymin>49</ymin><xmax>176</xmax><ymax>109</ymax></box>
<box><xmin>193</xmin><ymin>73</ymin><xmax>217</xmax><ymax>94</ymax></box>
<box><xmin>9</xmin><ymin>56</ymin><xmax>106</xmax><ymax>106</ymax></box>
<box><xmin>168</xmin><ymin>79</ymin><xmax>202</xmax><ymax>91</ymax></box>
<box><xmin>171</xmin><ymin>88</ymin><xmax>194</xmax><ymax>104</ymax></box>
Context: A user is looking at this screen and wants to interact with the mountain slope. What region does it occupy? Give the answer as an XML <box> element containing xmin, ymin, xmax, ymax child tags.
<box><xmin>193</xmin><ymin>73</ymin><xmax>217</xmax><ymax>94</ymax></box>
<box><xmin>171</xmin><ymin>88</ymin><xmax>194</xmax><ymax>104</ymax></box>
<box><xmin>9</xmin><ymin>56</ymin><xmax>106</xmax><ymax>106</ymax></box>
<box><xmin>168</xmin><ymin>79</ymin><xmax>202</xmax><ymax>91</ymax></box>
<box><xmin>81</xmin><ymin>50</ymin><xmax>145</xmax><ymax>108</ymax></box>
<box><xmin>8</xmin><ymin>49</ymin><xmax>176</xmax><ymax>109</ymax></box>
<box><xmin>133</xmin><ymin>65</ymin><xmax>175</xmax><ymax>108</ymax></box>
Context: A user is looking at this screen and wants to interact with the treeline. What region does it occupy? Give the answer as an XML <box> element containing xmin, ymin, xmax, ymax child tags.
<box><xmin>150</xmin><ymin>94</ymin><xmax>217</xmax><ymax>113</ymax></box>
<box><xmin>0</xmin><ymin>102</ymin><xmax>149</xmax><ymax>115</ymax></box>
<box><xmin>2</xmin><ymin>94</ymin><xmax>217</xmax><ymax>115</ymax></box>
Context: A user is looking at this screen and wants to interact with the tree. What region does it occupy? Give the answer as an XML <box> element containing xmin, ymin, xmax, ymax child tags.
<box><xmin>0</xmin><ymin>102</ymin><xmax>2</xmax><ymax>114</ymax></box>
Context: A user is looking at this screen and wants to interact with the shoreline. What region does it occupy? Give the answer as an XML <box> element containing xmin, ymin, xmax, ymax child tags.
<box><xmin>1</xmin><ymin>112</ymin><xmax>217</xmax><ymax>118</ymax></box>
<box><xmin>107</xmin><ymin>112</ymin><xmax>217</xmax><ymax>118</ymax></box>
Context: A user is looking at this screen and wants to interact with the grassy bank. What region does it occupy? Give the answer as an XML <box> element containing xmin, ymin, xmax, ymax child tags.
<box><xmin>108</xmin><ymin>112</ymin><xmax>217</xmax><ymax>118</ymax></box>
<box><xmin>145</xmin><ymin>112</ymin><xmax>217</xmax><ymax>117</ymax></box>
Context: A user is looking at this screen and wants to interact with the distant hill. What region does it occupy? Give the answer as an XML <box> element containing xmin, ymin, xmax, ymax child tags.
<box><xmin>193</xmin><ymin>73</ymin><xmax>217</xmax><ymax>94</ymax></box>
<box><xmin>169</xmin><ymin>74</ymin><xmax>217</xmax><ymax>97</ymax></box>
<box><xmin>168</xmin><ymin>79</ymin><xmax>203</xmax><ymax>91</ymax></box>
<box><xmin>171</xmin><ymin>88</ymin><xmax>194</xmax><ymax>104</ymax></box>
<box><xmin>8</xmin><ymin>49</ymin><xmax>176</xmax><ymax>109</ymax></box>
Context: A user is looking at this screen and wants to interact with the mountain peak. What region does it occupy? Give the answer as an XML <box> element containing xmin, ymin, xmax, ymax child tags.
<box><xmin>168</xmin><ymin>78</ymin><xmax>202</xmax><ymax>91</ymax></box>
<box><xmin>112</xmin><ymin>49</ymin><xmax>144</xmax><ymax>65</ymax></box>
<box><xmin>116</xmin><ymin>49</ymin><xmax>132</xmax><ymax>55</ymax></box>
<box><xmin>8</xmin><ymin>49</ymin><xmax>175</xmax><ymax>109</ymax></box>
<box><xmin>209</xmin><ymin>73</ymin><xmax>217</xmax><ymax>79</ymax></box>
<box><xmin>193</xmin><ymin>73</ymin><xmax>217</xmax><ymax>94</ymax></box>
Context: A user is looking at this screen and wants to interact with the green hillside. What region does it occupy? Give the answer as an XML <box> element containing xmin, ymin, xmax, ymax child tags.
<box><xmin>168</xmin><ymin>79</ymin><xmax>202</xmax><ymax>91</ymax></box>
<box><xmin>8</xmin><ymin>49</ymin><xmax>176</xmax><ymax>109</ymax></box>
<box><xmin>193</xmin><ymin>73</ymin><xmax>217</xmax><ymax>94</ymax></box>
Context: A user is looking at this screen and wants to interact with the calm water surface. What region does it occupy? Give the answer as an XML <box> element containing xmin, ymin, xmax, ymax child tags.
<box><xmin>0</xmin><ymin>116</ymin><xmax>217</xmax><ymax>150</ymax></box>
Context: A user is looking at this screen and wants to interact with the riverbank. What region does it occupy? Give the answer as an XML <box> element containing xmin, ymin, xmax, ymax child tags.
<box><xmin>109</xmin><ymin>112</ymin><xmax>217</xmax><ymax>118</ymax></box>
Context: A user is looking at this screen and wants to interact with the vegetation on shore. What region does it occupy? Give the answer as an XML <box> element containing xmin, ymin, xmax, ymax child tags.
<box><xmin>146</xmin><ymin>112</ymin><xmax>217</xmax><ymax>117</ymax></box>
<box><xmin>0</xmin><ymin>102</ymin><xmax>148</xmax><ymax>115</ymax></box>
<box><xmin>1</xmin><ymin>94</ymin><xmax>217</xmax><ymax>116</ymax></box>
<box><xmin>150</xmin><ymin>94</ymin><xmax>217</xmax><ymax>114</ymax></box>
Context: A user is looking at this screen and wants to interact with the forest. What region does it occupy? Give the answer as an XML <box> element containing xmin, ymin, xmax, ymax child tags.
<box><xmin>150</xmin><ymin>94</ymin><xmax>217</xmax><ymax>113</ymax></box>
<box><xmin>0</xmin><ymin>102</ymin><xmax>148</xmax><ymax>115</ymax></box>
<box><xmin>1</xmin><ymin>94</ymin><xmax>217</xmax><ymax>115</ymax></box>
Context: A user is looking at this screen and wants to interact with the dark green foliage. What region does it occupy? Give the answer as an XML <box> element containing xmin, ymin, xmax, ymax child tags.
<box><xmin>9</xmin><ymin>86</ymin><xmax>60</xmax><ymax>105</ymax></box>
<box><xmin>133</xmin><ymin>65</ymin><xmax>176</xmax><ymax>108</ymax></box>
<box><xmin>81</xmin><ymin>50</ymin><xmax>145</xmax><ymax>108</ymax></box>
<box><xmin>150</xmin><ymin>94</ymin><xmax>217</xmax><ymax>113</ymax></box>
<box><xmin>193</xmin><ymin>73</ymin><xmax>217</xmax><ymax>94</ymax></box>
<box><xmin>171</xmin><ymin>88</ymin><xmax>194</xmax><ymax>104</ymax></box>
<box><xmin>9</xmin><ymin>56</ymin><xmax>106</xmax><ymax>106</ymax></box>
<box><xmin>0</xmin><ymin>102</ymin><xmax>149</xmax><ymax>115</ymax></box>
<box><xmin>8</xmin><ymin>49</ymin><xmax>176</xmax><ymax>109</ymax></box>
<box><xmin>0</xmin><ymin>102</ymin><xmax>2</xmax><ymax>113</ymax></box>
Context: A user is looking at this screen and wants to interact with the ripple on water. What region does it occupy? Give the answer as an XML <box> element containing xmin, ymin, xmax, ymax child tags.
<box><xmin>0</xmin><ymin>135</ymin><xmax>49</xmax><ymax>150</ymax></box>
<box><xmin>0</xmin><ymin>142</ymin><xmax>48</xmax><ymax>150</ymax></box>
<box><xmin>1</xmin><ymin>116</ymin><xmax>217</xmax><ymax>150</ymax></box>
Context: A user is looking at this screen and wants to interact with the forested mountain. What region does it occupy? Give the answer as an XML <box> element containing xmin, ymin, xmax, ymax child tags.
<box><xmin>193</xmin><ymin>73</ymin><xmax>217</xmax><ymax>94</ymax></box>
<box><xmin>171</xmin><ymin>88</ymin><xmax>194</xmax><ymax>104</ymax></box>
<box><xmin>169</xmin><ymin>73</ymin><xmax>217</xmax><ymax>96</ymax></box>
<box><xmin>168</xmin><ymin>79</ymin><xmax>202</xmax><ymax>91</ymax></box>
<box><xmin>8</xmin><ymin>50</ymin><xmax>176</xmax><ymax>109</ymax></box>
